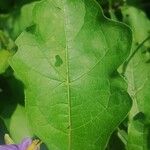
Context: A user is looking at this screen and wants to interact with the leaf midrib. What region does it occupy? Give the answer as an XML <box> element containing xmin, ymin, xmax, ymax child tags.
<box><xmin>62</xmin><ymin>3</ymin><xmax>110</xmax><ymax>149</ymax></box>
<box><xmin>63</xmin><ymin>2</ymin><xmax>72</xmax><ymax>150</ymax></box>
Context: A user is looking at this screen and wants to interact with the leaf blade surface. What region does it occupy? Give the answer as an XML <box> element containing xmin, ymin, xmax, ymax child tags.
<box><xmin>10</xmin><ymin>0</ymin><xmax>132</xmax><ymax>149</ymax></box>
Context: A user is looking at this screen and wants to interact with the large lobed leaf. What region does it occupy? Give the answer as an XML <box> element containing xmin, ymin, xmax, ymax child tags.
<box><xmin>10</xmin><ymin>0</ymin><xmax>132</xmax><ymax>149</ymax></box>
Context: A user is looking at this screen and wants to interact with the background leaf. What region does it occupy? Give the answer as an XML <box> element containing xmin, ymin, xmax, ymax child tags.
<box><xmin>121</xmin><ymin>5</ymin><xmax>150</xmax><ymax>150</ymax></box>
<box><xmin>0</xmin><ymin>71</ymin><xmax>32</xmax><ymax>143</ymax></box>
<box><xmin>0</xmin><ymin>31</ymin><xmax>16</xmax><ymax>73</ymax></box>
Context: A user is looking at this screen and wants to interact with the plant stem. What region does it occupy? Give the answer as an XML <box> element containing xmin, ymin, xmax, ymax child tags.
<box><xmin>122</xmin><ymin>35</ymin><xmax>150</xmax><ymax>75</ymax></box>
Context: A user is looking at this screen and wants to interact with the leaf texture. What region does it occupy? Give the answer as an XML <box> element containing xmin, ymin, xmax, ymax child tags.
<box><xmin>10</xmin><ymin>0</ymin><xmax>132</xmax><ymax>149</ymax></box>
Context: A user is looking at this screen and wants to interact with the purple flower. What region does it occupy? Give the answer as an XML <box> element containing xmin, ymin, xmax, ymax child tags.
<box><xmin>0</xmin><ymin>135</ymin><xmax>41</xmax><ymax>150</ymax></box>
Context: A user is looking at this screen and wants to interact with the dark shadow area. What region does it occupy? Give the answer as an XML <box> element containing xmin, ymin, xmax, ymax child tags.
<box><xmin>0</xmin><ymin>118</ymin><xmax>9</xmax><ymax>144</ymax></box>
<box><xmin>0</xmin><ymin>67</ymin><xmax>24</xmax><ymax>119</ymax></box>
<box><xmin>127</xmin><ymin>0</ymin><xmax>150</xmax><ymax>18</ymax></box>
<box><xmin>119</xmin><ymin>118</ymin><xmax>128</xmax><ymax>132</ymax></box>
<box><xmin>0</xmin><ymin>0</ymin><xmax>40</xmax><ymax>14</ymax></box>
<box><xmin>96</xmin><ymin>0</ymin><xmax>110</xmax><ymax>18</ymax></box>
<box><xmin>33</xmin><ymin>135</ymin><xmax>49</xmax><ymax>150</ymax></box>
<box><xmin>97</xmin><ymin>0</ymin><xmax>150</xmax><ymax>20</ymax></box>
<box><xmin>106</xmin><ymin>130</ymin><xmax>126</xmax><ymax>150</ymax></box>
<box><xmin>0</xmin><ymin>68</ymin><xmax>25</xmax><ymax>143</ymax></box>
<box><xmin>41</xmin><ymin>144</ymin><xmax>49</xmax><ymax>150</ymax></box>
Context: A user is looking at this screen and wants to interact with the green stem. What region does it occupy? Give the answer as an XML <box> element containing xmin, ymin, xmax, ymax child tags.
<box><xmin>122</xmin><ymin>35</ymin><xmax>150</xmax><ymax>75</ymax></box>
<box><xmin>117</xmin><ymin>127</ymin><xmax>127</xmax><ymax>145</ymax></box>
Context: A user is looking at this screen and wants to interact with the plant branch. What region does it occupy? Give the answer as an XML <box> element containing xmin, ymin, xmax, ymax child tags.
<box><xmin>122</xmin><ymin>35</ymin><xmax>150</xmax><ymax>75</ymax></box>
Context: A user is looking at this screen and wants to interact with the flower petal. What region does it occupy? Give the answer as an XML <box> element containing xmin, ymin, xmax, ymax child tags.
<box><xmin>0</xmin><ymin>145</ymin><xmax>18</xmax><ymax>150</ymax></box>
<box><xmin>18</xmin><ymin>138</ymin><xmax>32</xmax><ymax>150</ymax></box>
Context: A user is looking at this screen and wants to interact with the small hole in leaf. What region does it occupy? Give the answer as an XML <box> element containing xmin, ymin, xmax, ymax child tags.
<box><xmin>55</xmin><ymin>55</ymin><xmax>63</xmax><ymax>67</ymax></box>
<box><xmin>25</xmin><ymin>24</ymin><xmax>36</xmax><ymax>34</ymax></box>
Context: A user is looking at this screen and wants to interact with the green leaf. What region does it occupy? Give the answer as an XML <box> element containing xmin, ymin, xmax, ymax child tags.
<box><xmin>4</xmin><ymin>104</ymin><xmax>33</xmax><ymax>143</ymax></box>
<box><xmin>121</xmin><ymin>6</ymin><xmax>150</xmax><ymax>150</ymax></box>
<box><xmin>10</xmin><ymin>0</ymin><xmax>132</xmax><ymax>149</ymax></box>
<box><xmin>127</xmin><ymin>113</ymin><xmax>149</xmax><ymax>150</ymax></box>
<box><xmin>122</xmin><ymin>6</ymin><xmax>150</xmax><ymax>46</ymax></box>
<box><xmin>4</xmin><ymin>2</ymin><xmax>36</xmax><ymax>40</ymax></box>
<box><xmin>0</xmin><ymin>49</ymin><xmax>12</xmax><ymax>74</ymax></box>
<box><xmin>0</xmin><ymin>31</ymin><xmax>16</xmax><ymax>74</ymax></box>
<box><xmin>0</xmin><ymin>73</ymin><xmax>32</xmax><ymax>142</ymax></box>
